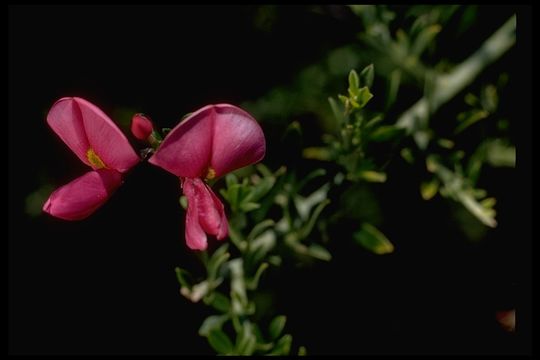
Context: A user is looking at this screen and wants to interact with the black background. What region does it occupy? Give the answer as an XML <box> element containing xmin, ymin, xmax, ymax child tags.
<box><xmin>9</xmin><ymin>5</ymin><xmax>531</xmax><ymax>355</ymax></box>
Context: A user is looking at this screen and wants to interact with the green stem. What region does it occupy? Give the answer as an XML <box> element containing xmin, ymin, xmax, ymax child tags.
<box><xmin>395</xmin><ymin>15</ymin><xmax>516</xmax><ymax>149</ymax></box>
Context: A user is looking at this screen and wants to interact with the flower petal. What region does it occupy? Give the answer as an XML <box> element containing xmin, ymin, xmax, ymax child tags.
<box><xmin>208</xmin><ymin>184</ymin><xmax>228</xmax><ymax>240</ymax></box>
<box><xmin>210</xmin><ymin>104</ymin><xmax>265</xmax><ymax>177</ymax></box>
<box><xmin>74</xmin><ymin>97</ymin><xmax>140</xmax><ymax>172</ymax></box>
<box><xmin>46</xmin><ymin>97</ymin><xmax>92</xmax><ymax>167</ymax></box>
<box><xmin>183</xmin><ymin>179</ymin><xmax>208</xmax><ymax>250</ymax></box>
<box><xmin>186</xmin><ymin>178</ymin><xmax>227</xmax><ymax>238</ymax></box>
<box><xmin>43</xmin><ymin>169</ymin><xmax>123</xmax><ymax>221</ymax></box>
<box><xmin>148</xmin><ymin>106</ymin><xmax>214</xmax><ymax>178</ymax></box>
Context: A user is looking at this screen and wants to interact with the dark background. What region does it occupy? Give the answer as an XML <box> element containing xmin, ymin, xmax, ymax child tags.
<box><xmin>9</xmin><ymin>5</ymin><xmax>531</xmax><ymax>355</ymax></box>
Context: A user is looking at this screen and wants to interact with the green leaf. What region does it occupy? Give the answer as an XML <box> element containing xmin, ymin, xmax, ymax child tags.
<box><xmin>208</xmin><ymin>329</ymin><xmax>234</xmax><ymax>354</ymax></box>
<box><xmin>348</xmin><ymin>69</ymin><xmax>360</xmax><ymax>94</ymax></box>
<box><xmin>456</xmin><ymin>191</ymin><xmax>497</xmax><ymax>228</ymax></box>
<box><xmin>307</xmin><ymin>244</ymin><xmax>332</xmax><ymax>261</ymax></box>
<box><xmin>485</xmin><ymin>139</ymin><xmax>515</xmax><ymax>167</ymax></box>
<box><xmin>298</xmin><ymin>346</ymin><xmax>307</xmax><ymax>356</ymax></box>
<box><xmin>199</xmin><ymin>314</ymin><xmax>229</xmax><ymax>337</ymax></box>
<box><xmin>294</xmin><ymin>168</ymin><xmax>327</xmax><ymax>195</ymax></box>
<box><xmin>360</xmin><ymin>64</ymin><xmax>374</xmax><ymax>88</ymax></box>
<box><xmin>385</xmin><ymin>69</ymin><xmax>401</xmax><ymax>110</ymax></box>
<box><xmin>225</xmin><ymin>173</ymin><xmax>239</xmax><ymax>188</ymax></box>
<box><xmin>411</xmin><ymin>24</ymin><xmax>442</xmax><ymax>57</ymax></box>
<box><xmin>236</xmin><ymin>321</ymin><xmax>257</xmax><ymax>355</ymax></box>
<box><xmin>247</xmin><ymin>219</ymin><xmax>275</xmax><ymax>244</ymax></box>
<box><xmin>400</xmin><ymin>148</ymin><xmax>415</xmax><ymax>164</ymax></box>
<box><xmin>25</xmin><ymin>184</ymin><xmax>54</xmax><ymax>217</ymax></box>
<box><xmin>243</xmin><ymin>176</ymin><xmax>276</xmax><ymax>203</ymax></box>
<box><xmin>299</xmin><ymin>199</ymin><xmax>331</xmax><ymax>240</ymax></box>
<box><xmin>303</xmin><ymin>146</ymin><xmax>333</xmax><ymax>161</ymax></box>
<box><xmin>455</xmin><ymin>110</ymin><xmax>489</xmax><ymax>134</ymax></box>
<box><xmin>174</xmin><ymin>267</ymin><xmax>192</xmax><ymax>289</ymax></box>
<box><xmin>240</xmin><ymin>201</ymin><xmax>261</xmax><ymax>212</ymax></box>
<box><xmin>246</xmin><ymin>262</ymin><xmax>269</xmax><ymax>290</ymax></box>
<box><xmin>481</xmin><ymin>84</ymin><xmax>498</xmax><ymax>113</ymax></box>
<box><xmin>437</xmin><ymin>138</ymin><xmax>455</xmax><ymax>149</ymax></box>
<box><xmin>208</xmin><ymin>292</ymin><xmax>231</xmax><ymax>313</ymax></box>
<box><xmin>328</xmin><ymin>96</ymin><xmax>345</xmax><ymax>124</ymax></box>
<box><xmin>356</xmin><ymin>86</ymin><xmax>374</xmax><ymax>108</ymax></box>
<box><xmin>354</xmin><ymin>223</ymin><xmax>394</xmax><ymax>255</ymax></box>
<box><xmin>338</xmin><ymin>94</ymin><xmax>349</xmax><ymax>105</ymax></box>
<box><xmin>358</xmin><ymin>170</ymin><xmax>387</xmax><ymax>183</ymax></box>
<box><xmin>207</xmin><ymin>245</ymin><xmax>230</xmax><ymax>281</ymax></box>
<box><xmin>249</xmin><ymin>230</ymin><xmax>276</xmax><ymax>265</ymax></box>
<box><xmin>369</xmin><ymin>125</ymin><xmax>405</xmax><ymax>142</ymax></box>
<box><xmin>420</xmin><ymin>178</ymin><xmax>439</xmax><ymax>200</ymax></box>
<box><xmin>269</xmin><ymin>315</ymin><xmax>287</xmax><ymax>340</ymax></box>
<box><xmin>269</xmin><ymin>334</ymin><xmax>292</xmax><ymax>355</ymax></box>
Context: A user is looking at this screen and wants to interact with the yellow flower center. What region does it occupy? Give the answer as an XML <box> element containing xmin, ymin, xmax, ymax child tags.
<box><xmin>205</xmin><ymin>167</ymin><xmax>216</xmax><ymax>180</ymax></box>
<box><xmin>86</xmin><ymin>148</ymin><xmax>107</xmax><ymax>169</ymax></box>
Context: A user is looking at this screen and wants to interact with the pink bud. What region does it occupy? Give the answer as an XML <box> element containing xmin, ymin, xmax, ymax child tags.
<box><xmin>131</xmin><ymin>113</ymin><xmax>154</xmax><ymax>140</ymax></box>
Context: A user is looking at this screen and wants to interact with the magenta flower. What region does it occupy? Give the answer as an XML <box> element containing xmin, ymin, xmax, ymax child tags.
<box><xmin>148</xmin><ymin>104</ymin><xmax>265</xmax><ymax>250</ymax></box>
<box><xmin>43</xmin><ymin>97</ymin><xmax>140</xmax><ymax>220</ymax></box>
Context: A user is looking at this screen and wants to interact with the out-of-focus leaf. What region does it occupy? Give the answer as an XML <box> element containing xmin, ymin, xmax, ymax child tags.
<box><xmin>455</xmin><ymin>109</ymin><xmax>489</xmax><ymax>134</ymax></box>
<box><xmin>25</xmin><ymin>184</ymin><xmax>54</xmax><ymax>217</ymax></box>
<box><xmin>247</xmin><ymin>219</ymin><xmax>275</xmax><ymax>244</ymax></box>
<box><xmin>307</xmin><ymin>244</ymin><xmax>332</xmax><ymax>261</ymax></box>
<box><xmin>249</xmin><ymin>230</ymin><xmax>276</xmax><ymax>265</ymax></box>
<box><xmin>369</xmin><ymin>125</ymin><xmax>405</xmax><ymax>142</ymax></box>
<box><xmin>240</xmin><ymin>202</ymin><xmax>261</xmax><ymax>212</ymax></box>
<box><xmin>206</xmin><ymin>292</ymin><xmax>231</xmax><ymax>313</ymax></box>
<box><xmin>354</xmin><ymin>223</ymin><xmax>394</xmax><ymax>255</ymax></box>
<box><xmin>420</xmin><ymin>178</ymin><xmax>439</xmax><ymax>200</ymax></box>
<box><xmin>269</xmin><ymin>315</ymin><xmax>287</xmax><ymax>340</ymax></box>
<box><xmin>385</xmin><ymin>69</ymin><xmax>401</xmax><ymax>110</ymax></box>
<box><xmin>299</xmin><ymin>199</ymin><xmax>331</xmax><ymax>240</ymax></box>
<box><xmin>298</xmin><ymin>346</ymin><xmax>307</xmax><ymax>356</ymax></box>
<box><xmin>329</xmin><ymin>97</ymin><xmax>346</xmax><ymax>125</ymax></box>
<box><xmin>411</xmin><ymin>24</ymin><xmax>442</xmax><ymax>57</ymax></box>
<box><xmin>360</xmin><ymin>64</ymin><xmax>375</xmax><ymax>88</ymax></box>
<box><xmin>400</xmin><ymin>148</ymin><xmax>415</xmax><ymax>164</ymax></box>
<box><xmin>208</xmin><ymin>329</ymin><xmax>234</xmax><ymax>354</ymax></box>
<box><xmin>269</xmin><ymin>334</ymin><xmax>292</xmax><ymax>355</ymax></box>
<box><xmin>294</xmin><ymin>182</ymin><xmax>329</xmax><ymax>221</ymax></box>
<box><xmin>358</xmin><ymin>170</ymin><xmax>387</xmax><ymax>183</ymax></box>
<box><xmin>229</xmin><ymin>259</ymin><xmax>248</xmax><ymax>315</ymax></box>
<box><xmin>486</xmin><ymin>139</ymin><xmax>515</xmax><ymax>167</ymax></box>
<box><xmin>181</xmin><ymin>280</ymin><xmax>210</xmax><ymax>303</ymax></box>
<box><xmin>481</xmin><ymin>84</ymin><xmax>498</xmax><ymax>113</ymax></box>
<box><xmin>236</xmin><ymin>321</ymin><xmax>257</xmax><ymax>355</ymax></box>
<box><xmin>464</xmin><ymin>93</ymin><xmax>479</xmax><ymax>107</ymax></box>
<box><xmin>246</xmin><ymin>262</ymin><xmax>269</xmax><ymax>290</ymax></box>
<box><xmin>457</xmin><ymin>191</ymin><xmax>497</xmax><ymax>228</ymax></box>
<box><xmin>207</xmin><ymin>246</ymin><xmax>230</xmax><ymax>281</ymax></box>
<box><xmin>437</xmin><ymin>138</ymin><xmax>455</xmax><ymax>149</ymax></box>
<box><xmin>199</xmin><ymin>314</ymin><xmax>229</xmax><ymax>337</ymax></box>
<box><xmin>303</xmin><ymin>147</ymin><xmax>333</xmax><ymax>161</ymax></box>
<box><xmin>174</xmin><ymin>267</ymin><xmax>192</xmax><ymax>289</ymax></box>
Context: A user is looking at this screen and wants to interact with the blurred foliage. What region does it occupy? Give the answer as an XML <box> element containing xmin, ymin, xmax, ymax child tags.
<box><xmin>33</xmin><ymin>5</ymin><xmax>517</xmax><ymax>355</ymax></box>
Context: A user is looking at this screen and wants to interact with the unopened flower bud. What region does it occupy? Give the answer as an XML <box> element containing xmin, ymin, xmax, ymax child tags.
<box><xmin>131</xmin><ymin>113</ymin><xmax>154</xmax><ymax>140</ymax></box>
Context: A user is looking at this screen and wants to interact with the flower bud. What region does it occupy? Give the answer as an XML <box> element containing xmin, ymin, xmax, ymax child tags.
<box><xmin>131</xmin><ymin>113</ymin><xmax>154</xmax><ymax>140</ymax></box>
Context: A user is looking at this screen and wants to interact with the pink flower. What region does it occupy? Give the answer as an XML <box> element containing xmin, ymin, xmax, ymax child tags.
<box><xmin>148</xmin><ymin>104</ymin><xmax>265</xmax><ymax>250</ymax></box>
<box><xmin>43</xmin><ymin>97</ymin><xmax>140</xmax><ymax>220</ymax></box>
